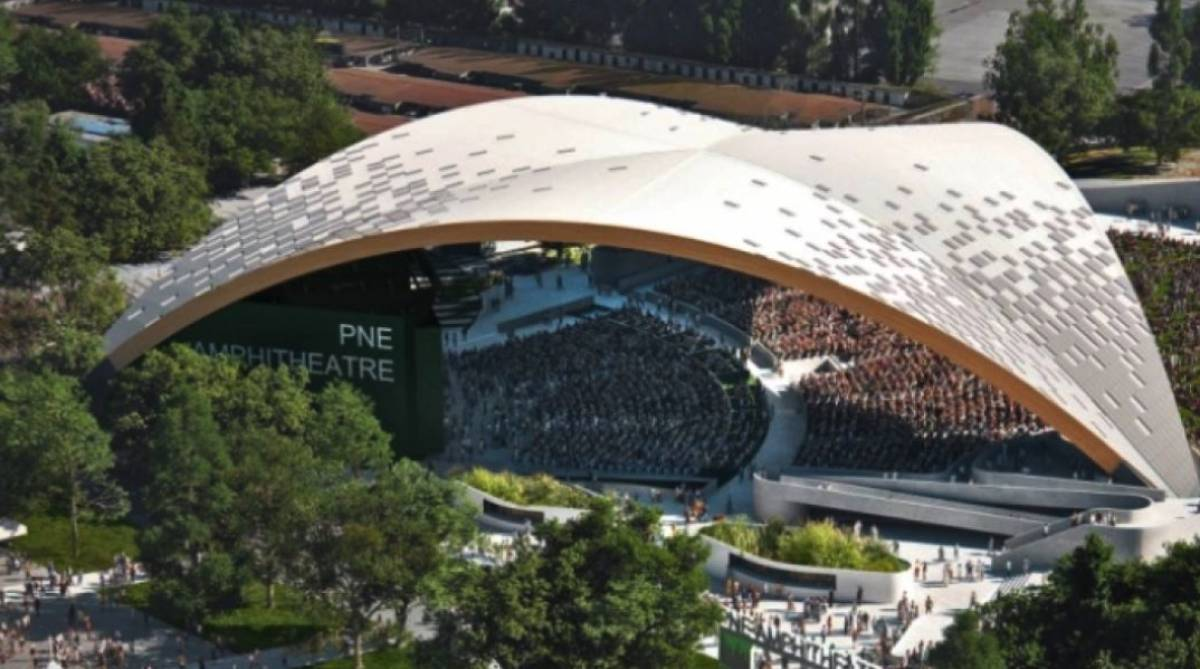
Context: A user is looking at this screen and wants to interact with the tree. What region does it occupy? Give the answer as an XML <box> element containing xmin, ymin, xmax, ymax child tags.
<box><xmin>930</xmin><ymin>533</ymin><xmax>1200</xmax><ymax>668</ymax></box>
<box><xmin>299</xmin><ymin>460</ymin><xmax>476</xmax><ymax>669</ymax></box>
<box><xmin>1146</xmin><ymin>0</ymin><xmax>1200</xmax><ymax>164</ymax></box>
<box><xmin>10</xmin><ymin>26</ymin><xmax>107</xmax><ymax>110</ymax></box>
<box><xmin>390</xmin><ymin>0</ymin><xmax>499</xmax><ymax>33</ymax></box>
<box><xmin>0</xmin><ymin>11</ymin><xmax>17</xmax><ymax>90</ymax></box>
<box><xmin>985</xmin><ymin>0</ymin><xmax>1119</xmax><ymax>158</ymax></box>
<box><xmin>785</xmin><ymin>0</ymin><xmax>833</xmax><ymax>77</ymax></box>
<box><xmin>120</xmin><ymin>9</ymin><xmax>360</xmax><ymax>193</ymax></box>
<box><xmin>0</xmin><ymin>225</ymin><xmax>125</xmax><ymax>369</ymax></box>
<box><xmin>0</xmin><ymin>100</ymin><xmax>85</xmax><ymax>233</ymax></box>
<box><xmin>625</xmin><ymin>0</ymin><xmax>742</xmax><ymax>65</ymax></box>
<box><xmin>733</xmin><ymin>0</ymin><xmax>799</xmax><ymax>69</ymax></box>
<box><xmin>138</xmin><ymin>384</ymin><xmax>238</xmax><ymax>626</ymax></box>
<box><xmin>0</xmin><ymin>370</ymin><xmax>126</xmax><ymax>559</ymax></box>
<box><xmin>305</xmin><ymin>381</ymin><xmax>393</xmax><ymax>477</ymax></box>
<box><xmin>228</xmin><ymin>428</ymin><xmax>320</xmax><ymax>609</ymax></box>
<box><xmin>76</xmin><ymin>137</ymin><xmax>212</xmax><ymax>262</ymax></box>
<box><xmin>103</xmin><ymin>345</ymin><xmax>239</xmax><ymax>496</ymax></box>
<box><xmin>869</xmin><ymin>0</ymin><xmax>939</xmax><ymax>85</ymax></box>
<box><xmin>927</xmin><ymin>610</ymin><xmax>1005</xmax><ymax>669</ymax></box>
<box><xmin>436</xmin><ymin>500</ymin><xmax>722</xmax><ymax>669</ymax></box>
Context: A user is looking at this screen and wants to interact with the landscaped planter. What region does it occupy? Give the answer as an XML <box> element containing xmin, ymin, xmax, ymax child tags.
<box><xmin>700</xmin><ymin>534</ymin><xmax>912</xmax><ymax>604</ymax></box>
<box><xmin>462</xmin><ymin>484</ymin><xmax>590</xmax><ymax>532</ymax></box>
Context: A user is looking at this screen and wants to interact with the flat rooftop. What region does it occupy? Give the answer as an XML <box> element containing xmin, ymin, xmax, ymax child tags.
<box><xmin>328</xmin><ymin>68</ymin><xmax>525</xmax><ymax>109</ymax></box>
<box><xmin>11</xmin><ymin>1</ymin><xmax>156</xmax><ymax>32</ymax></box>
<box><xmin>401</xmin><ymin>46</ymin><xmax>884</xmax><ymax>126</ymax></box>
<box><xmin>96</xmin><ymin>34</ymin><xmax>138</xmax><ymax>62</ymax></box>
<box><xmin>349</xmin><ymin>109</ymin><xmax>411</xmax><ymax>136</ymax></box>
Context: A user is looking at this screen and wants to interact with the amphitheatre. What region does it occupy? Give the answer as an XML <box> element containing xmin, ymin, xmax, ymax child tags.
<box><xmin>103</xmin><ymin>94</ymin><xmax>1197</xmax><ymax>501</ymax></box>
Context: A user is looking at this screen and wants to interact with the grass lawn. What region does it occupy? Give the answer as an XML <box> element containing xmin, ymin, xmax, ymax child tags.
<box><xmin>8</xmin><ymin>515</ymin><xmax>138</xmax><ymax>572</ymax></box>
<box><xmin>1062</xmin><ymin>146</ymin><xmax>1159</xmax><ymax>179</ymax></box>
<box><xmin>115</xmin><ymin>581</ymin><xmax>334</xmax><ymax>653</ymax></box>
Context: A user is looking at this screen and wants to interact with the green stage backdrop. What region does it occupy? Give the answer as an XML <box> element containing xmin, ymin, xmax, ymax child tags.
<box><xmin>169</xmin><ymin>301</ymin><xmax>444</xmax><ymax>460</ymax></box>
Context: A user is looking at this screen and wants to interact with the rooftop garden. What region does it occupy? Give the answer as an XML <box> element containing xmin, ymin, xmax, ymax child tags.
<box><xmin>700</xmin><ymin>518</ymin><xmax>907</xmax><ymax>573</ymax></box>
<box><xmin>454</xmin><ymin>467</ymin><xmax>593</xmax><ymax>509</ymax></box>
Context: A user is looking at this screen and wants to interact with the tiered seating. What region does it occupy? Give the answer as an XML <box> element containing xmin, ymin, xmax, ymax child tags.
<box><xmin>659</xmin><ymin>268</ymin><xmax>1046</xmax><ymax>473</ymax></box>
<box><xmin>444</xmin><ymin>308</ymin><xmax>769</xmax><ymax>479</ymax></box>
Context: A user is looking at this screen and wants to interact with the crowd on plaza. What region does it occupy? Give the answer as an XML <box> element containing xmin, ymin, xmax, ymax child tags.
<box><xmin>445</xmin><ymin>307</ymin><xmax>769</xmax><ymax>478</ymax></box>
<box><xmin>1</xmin><ymin>553</ymin><xmax>150</xmax><ymax>668</ymax></box>
<box><xmin>660</xmin><ymin>268</ymin><xmax>1046</xmax><ymax>473</ymax></box>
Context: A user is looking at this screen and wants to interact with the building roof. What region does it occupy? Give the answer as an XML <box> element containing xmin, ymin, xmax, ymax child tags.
<box><xmin>102</xmin><ymin>96</ymin><xmax>1200</xmax><ymax>496</ymax></box>
<box><xmin>349</xmin><ymin>109</ymin><xmax>411</xmax><ymax>136</ymax></box>
<box><xmin>401</xmin><ymin>46</ymin><xmax>881</xmax><ymax>126</ymax></box>
<box><xmin>95</xmin><ymin>35</ymin><xmax>138</xmax><ymax>62</ymax></box>
<box><xmin>11</xmin><ymin>1</ymin><xmax>156</xmax><ymax>33</ymax></box>
<box><xmin>328</xmin><ymin>68</ymin><xmax>524</xmax><ymax>110</ymax></box>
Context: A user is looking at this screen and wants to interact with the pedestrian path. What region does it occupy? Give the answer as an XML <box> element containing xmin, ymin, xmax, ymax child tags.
<box><xmin>0</xmin><ymin>562</ymin><xmax>432</xmax><ymax>669</ymax></box>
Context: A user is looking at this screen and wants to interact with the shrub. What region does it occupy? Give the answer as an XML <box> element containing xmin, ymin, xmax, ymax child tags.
<box><xmin>701</xmin><ymin>518</ymin><xmax>906</xmax><ymax>573</ymax></box>
<box><xmin>455</xmin><ymin>467</ymin><xmax>592</xmax><ymax>508</ymax></box>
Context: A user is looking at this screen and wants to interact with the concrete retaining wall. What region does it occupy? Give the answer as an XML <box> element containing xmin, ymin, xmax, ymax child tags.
<box><xmin>754</xmin><ymin>475</ymin><xmax>1052</xmax><ymax>537</ymax></box>
<box><xmin>1076</xmin><ymin>177</ymin><xmax>1200</xmax><ymax>224</ymax></box>
<box><xmin>700</xmin><ymin>535</ymin><xmax>912</xmax><ymax>604</ymax></box>
<box><xmin>463</xmin><ymin>485</ymin><xmax>588</xmax><ymax>532</ymax></box>
<box><xmin>993</xmin><ymin>512</ymin><xmax>1200</xmax><ymax>571</ymax></box>
<box><xmin>792</xmin><ymin>473</ymin><xmax>1156</xmax><ymax>513</ymax></box>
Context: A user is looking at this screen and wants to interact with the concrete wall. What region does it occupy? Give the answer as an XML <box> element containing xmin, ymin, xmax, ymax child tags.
<box><xmin>993</xmin><ymin>512</ymin><xmax>1200</xmax><ymax>571</ymax></box>
<box><xmin>970</xmin><ymin>467</ymin><xmax>1165</xmax><ymax>501</ymax></box>
<box><xmin>701</xmin><ymin>535</ymin><xmax>912</xmax><ymax>604</ymax></box>
<box><xmin>796</xmin><ymin>472</ymin><xmax>1156</xmax><ymax>513</ymax></box>
<box><xmin>754</xmin><ymin>475</ymin><xmax>1053</xmax><ymax>537</ymax></box>
<box><xmin>1076</xmin><ymin>177</ymin><xmax>1200</xmax><ymax>223</ymax></box>
<box><xmin>463</xmin><ymin>485</ymin><xmax>587</xmax><ymax>533</ymax></box>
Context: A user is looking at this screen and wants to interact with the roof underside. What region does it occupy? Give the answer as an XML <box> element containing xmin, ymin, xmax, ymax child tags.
<box><xmin>104</xmin><ymin>96</ymin><xmax>1199</xmax><ymax>497</ymax></box>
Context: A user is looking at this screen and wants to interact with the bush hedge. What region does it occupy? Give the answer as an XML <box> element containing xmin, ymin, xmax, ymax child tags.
<box><xmin>701</xmin><ymin>518</ymin><xmax>907</xmax><ymax>573</ymax></box>
<box><xmin>454</xmin><ymin>467</ymin><xmax>592</xmax><ymax>508</ymax></box>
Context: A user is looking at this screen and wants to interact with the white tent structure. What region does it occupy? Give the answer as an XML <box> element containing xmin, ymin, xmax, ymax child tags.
<box><xmin>103</xmin><ymin>96</ymin><xmax>1198</xmax><ymax>496</ymax></box>
<box><xmin>0</xmin><ymin>518</ymin><xmax>28</xmax><ymax>543</ymax></box>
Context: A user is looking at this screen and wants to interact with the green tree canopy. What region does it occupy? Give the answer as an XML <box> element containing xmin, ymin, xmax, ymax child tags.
<box><xmin>434</xmin><ymin>500</ymin><xmax>722</xmax><ymax>669</ymax></box>
<box><xmin>985</xmin><ymin>0</ymin><xmax>1119</xmax><ymax>158</ymax></box>
<box><xmin>870</xmin><ymin>0</ymin><xmax>939</xmax><ymax>85</ymax></box>
<box><xmin>931</xmin><ymin>533</ymin><xmax>1200</xmax><ymax>668</ymax></box>
<box><xmin>10</xmin><ymin>26</ymin><xmax>107</xmax><ymax>110</ymax></box>
<box><xmin>305</xmin><ymin>381</ymin><xmax>392</xmax><ymax>477</ymax></box>
<box><xmin>0</xmin><ymin>369</ymin><xmax>126</xmax><ymax>558</ymax></box>
<box><xmin>1144</xmin><ymin>0</ymin><xmax>1200</xmax><ymax>164</ymax></box>
<box><xmin>76</xmin><ymin>137</ymin><xmax>212</xmax><ymax>262</ymax></box>
<box><xmin>300</xmin><ymin>460</ymin><xmax>476</xmax><ymax>669</ymax></box>
<box><xmin>138</xmin><ymin>383</ymin><xmax>238</xmax><ymax>626</ymax></box>
<box><xmin>120</xmin><ymin>8</ymin><xmax>360</xmax><ymax>193</ymax></box>
<box><xmin>928</xmin><ymin>610</ymin><xmax>1005</xmax><ymax>669</ymax></box>
<box><xmin>389</xmin><ymin>0</ymin><xmax>499</xmax><ymax>32</ymax></box>
<box><xmin>625</xmin><ymin>0</ymin><xmax>742</xmax><ymax>65</ymax></box>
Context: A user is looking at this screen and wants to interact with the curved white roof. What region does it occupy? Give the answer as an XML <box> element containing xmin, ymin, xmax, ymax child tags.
<box><xmin>104</xmin><ymin>95</ymin><xmax>1198</xmax><ymax>496</ymax></box>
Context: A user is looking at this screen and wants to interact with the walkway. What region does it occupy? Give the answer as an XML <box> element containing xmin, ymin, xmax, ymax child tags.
<box><xmin>0</xmin><ymin>562</ymin><xmax>433</xmax><ymax>669</ymax></box>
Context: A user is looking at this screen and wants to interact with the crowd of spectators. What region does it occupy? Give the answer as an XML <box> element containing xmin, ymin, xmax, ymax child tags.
<box><xmin>659</xmin><ymin>268</ymin><xmax>1045</xmax><ymax>473</ymax></box>
<box><xmin>445</xmin><ymin>308</ymin><xmax>769</xmax><ymax>479</ymax></box>
<box><xmin>659</xmin><ymin>269</ymin><xmax>885</xmax><ymax>361</ymax></box>
<box><xmin>1108</xmin><ymin>231</ymin><xmax>1200</xmax><ymax>449</ymax></box>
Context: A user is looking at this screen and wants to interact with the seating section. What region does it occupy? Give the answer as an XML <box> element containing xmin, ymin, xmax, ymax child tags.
<box><xmin>445</xmin><ymin>308</ymin><xmax>769</xmax><ymax>479</ymax></box>
<box><xmin>660</xmin><ymin>268</ymin><xmax>1046</xmax><ymax>473</ymax></box>
<box><xmin>1108</xmin><ymin>231</ymin><xmax>1200</xmax><ymax>448</ymax></box>
<box><xmin>659</xmin><ymin>269</ymin><xmax>883</xmax><ymax>361</ymax></box>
